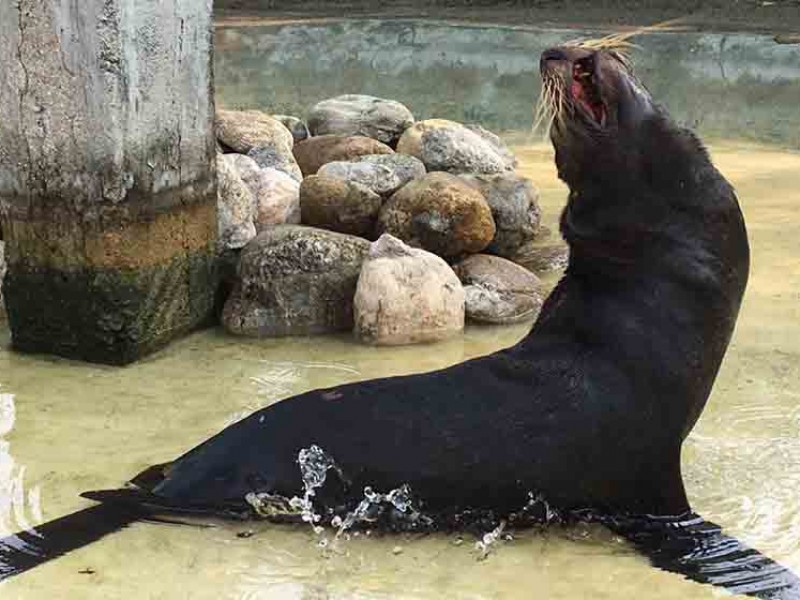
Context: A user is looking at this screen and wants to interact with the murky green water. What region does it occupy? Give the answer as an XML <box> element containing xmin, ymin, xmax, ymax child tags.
<box><xmin>1</xmin><ymin>18</ymin><xmax>799</xmax><ymax>600</ymax></box>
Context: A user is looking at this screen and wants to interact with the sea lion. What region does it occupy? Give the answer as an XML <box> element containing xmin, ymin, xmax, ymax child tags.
<box><xmin>1</xmin><ymin>34</ymin><xmax>799</xmax><ymax>599</ymax></box>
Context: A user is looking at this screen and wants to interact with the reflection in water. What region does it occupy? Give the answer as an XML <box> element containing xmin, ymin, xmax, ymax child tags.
<box><xmin>226</xmin><ymin>361</ymin><xmax>364</xmax><ymax>425</ymax></box>
<box><xmin>0</xmin><ymin>389</ymin><xmax>41</xmax><ymax>538</ymax></box>
<box><xmin>215</xmin><ymin>20</ymin><xmax>800</xmax><ymax>147</ymax></box>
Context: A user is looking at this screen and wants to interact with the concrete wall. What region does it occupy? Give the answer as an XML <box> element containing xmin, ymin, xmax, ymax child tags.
<box><xmin>0</xmin><ymin>0</ymin><xmax>218</xmax><ymax>364</ymax></box>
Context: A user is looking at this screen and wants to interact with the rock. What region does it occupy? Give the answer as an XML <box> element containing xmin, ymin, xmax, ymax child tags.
<box><xmin>453</xmin><ymin>254</ymin><xmax>544</xmax><ymax>324</ymax></box>
<box><xmin>293</xmin><ymin>135</ymin><xmax>394</xmax><ymax>176</ymax></box>
<box><xmin>215</xmin><ymin>108</ymin><xmax>294</xmax><ymax>155</ymax></box>
<box><xmin>223</xmin><ymin>154</ymin><xmax>301</xmax><ymax>229</ymax></box>
<box><xmin>300</xmin><ymin>175</ymin><xmax>382</xmax><ymax>238</ymax></box>
<box><xmin>459</xmin><ymin>173</ymin><xmax>541</xmax><ymax>257</ymax></box>
<box><xmin>378</xmin><ymin>172</ymin><xmax>495</xmax><ymax>257</ymax></box>
<box><xmin>222</xmin><ymin>225</ymin><xmax>370</xmax><ymax>337</ymax></box>
<box><xmin>217</xmin><ymin>155</ymin><xmax>256</xmax><ymax>250</ymax></box>
<box><xmin>317</xmin><ymin>153</ymin><xmax>426</xmax><ymax>197</ymax></box>
<box><xmin>272</xmin><ymin>114</ymin><xmax>310</xmax><ymax>143</ymax></box>
<box><xmin>354</xmin><ymin>234</ymin><xmax>464</xmax><ymax>345</ymax></box>
<box><xmin>254</xmin><ymin>168</ymin><xmax>302</xmax><ymax>230</ymax></box>
<box><xmin>222</xmin><ymin>152</ymin><xmax>261</xmax><ymax>184</ymax></box>
<box><xmin>247</xmin><ymin>145</ymin><xmax>303</xmax><ymax>182</ymax></box>
<box><xmin>396</xmin><ymin>119</ymin><xmax>516</xmax><ymax>174</ymax></box>
<box><xmin>307</xmin><ymin>94</ymin><xmax>414</xmax><ymax>146</ymax></box>
<box><xmin>508</xmin><ymin>242</ymin><xmax>570</xmax><ymax>275</ymax></box>
<box><xmin>0</xmin><ymin>240</ymin><xmax>6</xmax><ymax>318</ymax></box>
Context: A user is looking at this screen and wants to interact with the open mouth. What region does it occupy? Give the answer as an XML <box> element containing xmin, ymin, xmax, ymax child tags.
<box><xmin>570</xmin><ymin>56</ymin><xmax>606</xmax><ymax>125</ymax></box>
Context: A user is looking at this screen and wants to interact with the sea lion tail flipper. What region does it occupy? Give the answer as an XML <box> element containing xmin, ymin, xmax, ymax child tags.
<box><xmin>607</xmin><ymin>513</ymin><xmax>800</xmax><ymax>599</ymax></box>
<box><xmin>0</xmin><ymin>498</ymin><xmax>143</xmax><ymax>582</ymax></box>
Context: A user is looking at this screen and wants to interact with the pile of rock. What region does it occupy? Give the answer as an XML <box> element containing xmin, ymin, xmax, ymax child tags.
<box><xmin>214</xmin><ymin>94</ymin><xmax>563</xmax><ymax>345</ymax></box>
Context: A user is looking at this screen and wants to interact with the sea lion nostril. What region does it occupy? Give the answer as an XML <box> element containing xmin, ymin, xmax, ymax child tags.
<box><xmin>542</xmin><ymin>48</ymin><xmax>566</xmax><ymax>61</ymax></box>
<box><xmin>541</xmin><ymin>48</ymin><xmax>568</xmax><ymax>63</ymax></box>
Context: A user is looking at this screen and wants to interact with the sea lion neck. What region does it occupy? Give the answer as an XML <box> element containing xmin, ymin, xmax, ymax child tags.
<box><xmin>524</xmin><ymin>112</ymin><xmax>750</xmax><ymax>439</ymax></box>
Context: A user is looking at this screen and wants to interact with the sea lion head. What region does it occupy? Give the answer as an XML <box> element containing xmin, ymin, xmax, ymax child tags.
<box><xmin>537</xmin><ymin>39</ymin><xmax>659</xmax><ymax>186</ymax></box>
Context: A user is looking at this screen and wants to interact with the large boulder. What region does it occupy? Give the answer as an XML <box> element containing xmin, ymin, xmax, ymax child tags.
<box><xmin>307</xmin><ymin>94</ymin><xmax>414</xmax><ymax>146</ymax></box>
<box><xmin>217</xmin><ymin>155</ymin><xmax>256</xmax><ymax>251</ymax></box>
<box><xmin>300</xmin><ymin>175</ymin><xmax>382</xmax><ymax>238</ymax></box>
<box><xmin>459</xmin><ymin>173</ymin><xmax>542</xmax><ymax>257</ymax></box>
<box><xmin>453</xmin><ymin>254</ymin><xmax>544</xmax><ymax>324</ymax></box>
<box><xmin>247</xmin><ymin>145</ymin><xmax>303</xmax><ymax>182</ymax></box>
<box><xmin>293</xmin><ymin>135</ymin><xmax>394</xmax><ymax>176</ymax></box>
<box><xmin>222</xmin><ymin>226</ymin><xmax>370</xmax><ymax>337</ymax></box>
<box><xmin>377</xmin><ymin>172</ymin><xmax>496</xmax><ymax>258</ymax></box>
<box><xmin>215</xmin><ymin>109</ymin><xmax>294</xmax><ymax>155</ymax></box>
<box><xmin>354</xmin><ymin>234</ymin><xmax>464</xmax><ymax>345</ymax></box>
<box><xmin>396</xmin><ymin>119</ymin><xmax>516</xmax><ymax>175</ymax></box>
<box><xmin>317</xmin><ymin>153</ymin><xmax>426</xmax><ymax>197</ymax></box>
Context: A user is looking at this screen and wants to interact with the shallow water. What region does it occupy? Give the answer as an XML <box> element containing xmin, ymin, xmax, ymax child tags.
<box><xmin>2</xmin><ymin>19</ymin><xmax>800</xmax><ymax>600</ymax></box>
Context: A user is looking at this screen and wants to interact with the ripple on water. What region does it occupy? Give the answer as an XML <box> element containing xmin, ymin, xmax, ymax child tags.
<box><xmin>687</xmin><ymin>434</ymin><xmax>800</xmax><ymax>560</ymax></box>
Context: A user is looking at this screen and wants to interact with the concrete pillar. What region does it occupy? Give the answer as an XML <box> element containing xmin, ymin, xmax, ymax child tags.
<box><xmin>0</xmin><ymin>0</ymin><xmax>217</xmax><ymax>364</ymax></box>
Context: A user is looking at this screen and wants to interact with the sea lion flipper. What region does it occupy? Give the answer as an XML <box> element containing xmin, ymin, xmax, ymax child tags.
<box><xmin>607</xmin><ymin>513</ymin><xmax>800</xmax><ymax>599</ymax></box>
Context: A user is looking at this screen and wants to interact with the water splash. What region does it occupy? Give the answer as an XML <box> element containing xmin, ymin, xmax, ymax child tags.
<box><xmin>245</xmin><ymin>445</ymin><xmax>337</xmax><ymax>539</ymax></box>
<box><xmin>474</xmin><ymin>520</ymin><xmax>508</xmax><ymax>560</ymax></box>
<box><xmin>332</xmin><ymin>484</ymin><xmax>428</xmax><ymax>537</ymax></box>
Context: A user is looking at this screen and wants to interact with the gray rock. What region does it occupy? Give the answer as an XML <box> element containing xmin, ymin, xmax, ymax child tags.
<box><xmin>465</xmin><ymin>124</ymin><xmax>518</xmax><ymax>170</ymax></box>
<box><xmin>317</xmin><ymin>153</ymin><xmax>426</xmax><ymax>197</ymax></box>
<box><xmin>217</xmin><ymin>155</ymin><xmax>257</xmax><ymax>250</ymax></box>
<box><xmin>459</xmin><ymin>173</ymin><xmax>541</xmax><ymax>257</ymax></box>
<box><xmin>300</xmin><ymin>175</ymin><xmax>382</xmax><ymax>238</ymax></box>
<box><xmin>272</xmin><ymin>114</ymin><xmax>310</xmax><ymax>143</ymax></box>
<box><xmin>453</xmin><ymin>254</ymin><xmax>544</xmax><ymax>324</ymax></box>
<box><xmin>354</xmin><ymin>234</ymin><xmax>464</xmax><ymax>345</ymax></box>
<box><xmin>377</xmin><ymin>172</ymin><xmax>496</xmax><ymax>257</ymax></box>
<box><xmin>396</xmin><ymin>119</ymin><xmax>516</xmax><ymax>175</ymax></box>
<box><xmin>247</xmin><ymin>145</ymin><xmax>303</xmax><ymax>182</ymax></box>
<box><xmin>222</xmin><ymin>225</ymin><xmax>370</xmax><ymax>337</ymax></box>
<box><xmin>308</xmin><ymin>94</ymin><xmax>415</xmax><ymax>146</ymax></box>
<box><xmin>215</xmin><ymin>109</ymin><xmax>294</xmax><ymax>155</ymax></box>
<box><xmin>508</xmin><ymin>242</ymin><xmax>570</xmax><ymax>275</ymax></box>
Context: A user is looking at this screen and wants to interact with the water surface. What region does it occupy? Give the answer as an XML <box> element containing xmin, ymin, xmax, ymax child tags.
<box><xmin>1</xmin><ymin>19</ymin><xmax>799</xmax><ymax>600</ymax></box>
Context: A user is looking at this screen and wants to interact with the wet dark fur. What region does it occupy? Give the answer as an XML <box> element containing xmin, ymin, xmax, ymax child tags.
<box><xmin>2</xmin><ymin>45</ymin><xmax>798</xmax><ymax>599</ymax></box>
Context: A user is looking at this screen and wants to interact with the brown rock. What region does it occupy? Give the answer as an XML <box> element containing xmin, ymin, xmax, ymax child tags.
<box><xmin>453</xmin><ymin>254</ymin><xmax>544</xmax><ymax>324</ymax></box>
<box><xmin>292</xmin><ymin>134</ymin><xmax>394</xmax><ymax>176</ymax></box>
<box><xmin>300</xmin><ymin>175</ymin><xmax>382</xmax><ymax>238</ymax></box>
<box><xmin>377</xmin><ymin>172</ymin><xmax>496</xmax><ymax>257</ymax></box>
<box><xmin>215</xmin><ymin>109</ymin><xmax>294</xmax><ymax>155</ymax></box>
